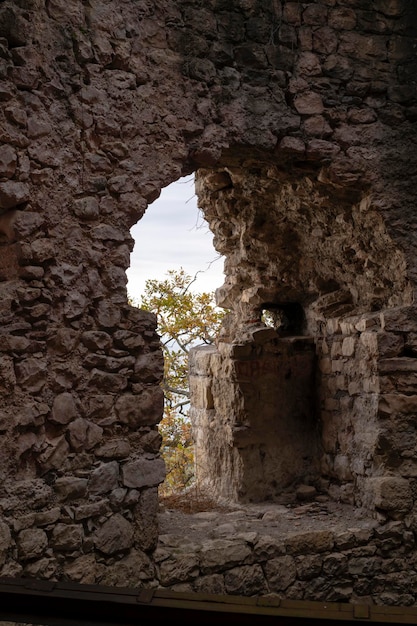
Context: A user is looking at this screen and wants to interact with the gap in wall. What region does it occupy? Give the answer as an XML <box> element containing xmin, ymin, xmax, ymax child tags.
<box><xmin>126</xmin><ymin>175</ymin><xmax>225</xmax><ymax>498</ymax></box>
<box><xmin>127</xmin><ymin>175</ymin><xmax>224</xmax><ymax>302</ymax></box>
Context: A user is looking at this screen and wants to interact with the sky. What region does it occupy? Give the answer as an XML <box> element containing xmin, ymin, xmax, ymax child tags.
<box><xmin>126</xmin><ymin>175</ymin><xmax>225</xmax><ymax>302</ymax></box>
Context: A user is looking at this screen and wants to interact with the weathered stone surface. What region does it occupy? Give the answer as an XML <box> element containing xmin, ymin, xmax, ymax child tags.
<box><xmin>158</xmin><ymin>552</ymin><xmax>200</xmax><ymax>586</ymax></box>
<box><xmin>368</xmin><ymin>477</ymin><xmax>413</xmax><ymax>514</ymax></box>
<box><xmin>50</xmin><ymin>524</ymin><xmax>83</xmax><ymax>552</ymax></box>
<box><xmin>0</xmin><ymin>0</ymin><xmax>416</xmax><ymax>603</ymax></box>
<box><xmin>95</xmin><ymin>439</ymin><xmax>131</xmax><ymax>460</ymax></box>
<box><xmin>0</xmin><ymin>522</ymin><xmax>11</xmax><ymax>567</ymax></box>
<box><xmin>38</xmin><ymin>435</ymin><xmax>70</xmax><ymax>472</ymax></box>
<box><xmin>50</xmin><ymin>392</ymin><xmax>78</xmax><ymax>425</ymax></box>
<box><xmin>17</xmin><ymin>529</ymin><xmax>48</xmax><ymax>561</ymax></box>
<box><xmin>224</xmin><ymin>564</ymin><xmax>268</xmax><ymax>595</ymax></box>
<box><xmin>73</xmin><ymin>196</ymin><xmax>100</xmax><ymax>221</ymax></box>
<box><xmin>265</xmin><ymin>555</ymin><xmax>297</xmax><ymax>591</ymax></box>
<box><xmin>94</xmin><ymin>514</ymin><xmax>134</xmax><ymax>556</ymax></box>
<box><xmin>55</xmin><ymin>477</ymin><xmax>88</xmax><ymax>501</ymax></box>
<box><xmin>99</xmin><ymin>549</ymin><xmax>155</xmax><ymax>587</ymax></box>
<box><xmin>0</xmin><ymin>145</ymin><xmax>17</xmax><ymax>179</ymax></box>
<box><xmin>81</xmin><ymin>331</ymin><xmax>112</xmax><ymax>352</ymax></box>
<box><xmin>14</xmin><ymin>358</ymin><xmax>47</xmax><ymax>393</ymax></box>
<box><xmin>67</xmin><ymin>418</ymin><xmax>103</xmax><ymax>451</ymax></box>
<box><xmin>0</xmin><ymin>181</ymin><xmax>29</xmax><ymax>210</ymax></box>
<box><xmin>199</xmin><ymin>539</ymin><xmax>252</xmax><ymax>573</ymax></box>
<box><xmin>285</xmin><ymin>531</ymin><xmax>334</xmax><ymax>555</ymax></box>
<box><xmin>115</xmin><ymin>389</ymin><xmax>164</xmax><ymax>427</ymax></box>
<box><xmin>122</xmin><ymin>457</ymin><xmax>165</xmax><ymax>489</ymax></box>
<box><xmin>88</xmin><ymin>462</ymin><xmax>119</xmax><ymax>495</ymax></box>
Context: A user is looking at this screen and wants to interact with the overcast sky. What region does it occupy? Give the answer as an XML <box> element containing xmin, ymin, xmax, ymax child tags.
<box><xmin>127</xmin><ymin>175</ymin><xmax>225</xmax><ymax>302</ymax></box>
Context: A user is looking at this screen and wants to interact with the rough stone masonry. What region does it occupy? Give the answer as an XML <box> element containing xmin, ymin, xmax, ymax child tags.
<box><xmin>0</xmin><ymin>0</ymin><xmax>416</xmax><ymax>605</ymax></box>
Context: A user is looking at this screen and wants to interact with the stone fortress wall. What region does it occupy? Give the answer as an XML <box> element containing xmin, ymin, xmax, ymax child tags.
<box><xmin>0</xmin><ymin>0</ymin><xmax>417</xmax><ymax>604</ymax></box>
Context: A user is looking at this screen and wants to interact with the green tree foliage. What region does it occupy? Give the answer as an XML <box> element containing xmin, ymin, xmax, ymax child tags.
<box><xmin>138</xmin><ymin>268</ymin><xmax>225</xmax><ymax>494</ymax></box>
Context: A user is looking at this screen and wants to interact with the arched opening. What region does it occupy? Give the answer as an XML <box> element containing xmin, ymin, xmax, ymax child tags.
<box><xmin>127</xmin><ymin>175</ymin><xmax>225</xmax><ymax>500</ymax></box>
<box><xmin>127</xmin><ymin>175</ymin><xmax>224</xmax><ymax>299</ymax></box>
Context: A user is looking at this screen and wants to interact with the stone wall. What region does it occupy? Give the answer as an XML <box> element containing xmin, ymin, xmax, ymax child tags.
<box><xmin>0</xmin><ymin>0</ymin><xmax>416</xmax><ymax>602</ymax></box>
<box><xmin>190</xmin><ymin>336</ymin><xmax>320</xmax><ymax>503</ymax></box>
<box><xmin>157</xmin><ymin>514</ymin><xmax>417</xmax><ymax>606</ymax></box>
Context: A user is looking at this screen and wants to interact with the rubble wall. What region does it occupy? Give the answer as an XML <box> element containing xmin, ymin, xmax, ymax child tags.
<box><xmin>0</xmin><ymin>0</ymin><xmax>416</xmax><ymax>598</ymax></box>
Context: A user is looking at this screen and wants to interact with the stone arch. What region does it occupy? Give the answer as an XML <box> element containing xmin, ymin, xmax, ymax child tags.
<box><xmin>0</xmin><ymin>0</ymin><xmax>416</xmax><ymax>592</ymax></box>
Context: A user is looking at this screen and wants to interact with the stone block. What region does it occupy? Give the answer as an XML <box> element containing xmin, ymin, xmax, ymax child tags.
<box><xmin>264</xmin><ymin>555</ymin><xmax>297</xmax><ymax>591</ymax></box>
<box><xmin>370</xmin><ymin>332</ymin><xmax>403</xmax><ymax>357</ymax></box>
<box><xmin>278</xmin><ymin>136</ymin><xmax>305</xmax><ymax>157</ymax></box>
<box><xmin>0</xmin><ymin>145</ymin><xmax>17</xmax><ymax>179</ymax></box>
<box><xmin>313</xmin><ymin>26</ymin><xmax>338</xmax><ymax>55</ymax></box>
<box><xmin>51</xmin><ymin>524</ymin><xmax>83</xmax><ymax>551</ymax></box>
<box><xmin>81</xmin><ymin>331</ymin><xmax>112</xmax><ymax>352</ymax></box>
<box><xmin>381</xmin><ymin>307</ymin><xmax>417</xmax><ymax>333</ymax></box>
<box><xmin>15</xmin><ymin>357</ymin><xmax>47</xmax><ymax>393</ymax></box>
<box><xmin>55</xmin><ymin>477</ymin><xmax>88</xmax><ymax>501</ymax></box>
<box><xmin>68</xmin><ymin>418</ymin><xmax>103</xmax><ymax>451</ymax></box>
<box><xmin>199</xmin><ymin>538</ymin><xmax>252</xmax><ymax>573</ymax></box>
<box><xmin>115</xmin><ymin>388</ymin><xmax>163</xmax><ymax>427</ymax></box>
<box><xmin>283</xmin><ymin>2</ymin><xmax>302</xmax><ymax>25</ymax></box>
<box><xmin>294</xmin><ymin>91</ymin><xmax>324</xmax><ymax>115</ymax></box>
<box><xmin>0</xmin><ymin>181</ymin><xmax>29</xmax><ymax>210</ymax></box>
<box><xmin>253</xmin><ymin>535</ymin><xmax>286</xmax><ymax>561</ymax></box>
<box><xmin>224</xmin><ymin>564</ymin><xmax>268</xmax><ymax>596</ymax></box>
<box><xmin>328</xmin><ymin>8</ymin><xmax>357</xmax><ymax>30</ymax></box>
<box><xmin>378</xmin><ymin>393</ymin><xmax>417</xmax><ymax>416</ymax></box>
<box><xmin>378</xmin><ymin>358</ymin><xmax>417</xmax><ymax>373</ymax></box>
<box><xmin>285</xmin><ymin>530</ymin><xmax>334</xmax><ymax>555</ymax></box>
<box><xmin>302</xmin><ymin>4</ymin><xmax>328</xmax><ymax>26</ymax></box>
<box><xmin>296</xmin><ymin>51</ymin><xmax>322</xmax><ymax>76</ymax></box>
<box><xmin>89</xmin><ymin>369</ymin><xmax>128</xmax><ymax>393</ymax></box>
<box><xmin>368</xmin><ymin>477</ymin><xmax>413</xmax><ymax>514</ymax></box>
<box><xmin>17</xmin><ymin>528</ymin><xmax>48</xmax><ymax>561</ymax></box>
<box><xmin>158</xmin><ymin>552</ymin><xmax>200</xmax><ymax>586</ymax></box>
<box><xmin>95</xmin><ymin>439</ymin><xmax>131</xmax><ymax>460</ymax></box>
<box><xmin>295</xmin><ymin>554</ymin><xmax>323</xmax><ymax>580</ymax></box>
<box><xmin>50</xmin><ymin>392</ymin><xmax>78</xmax><ymax>425</ymax></box>
<box><xmin>122</xmin><ymin>457</ymin><xmax>165</xmax><ymax>489</ymax></box>
<box><xmin>93</xmin><ymin>514</ymin><xmax>134</xmax><ymax>556</ymax></box>
<box><xmin>89</xmin><ymin>461</ymin><xmax>119</xmax><ymax>495</ymax></box>
<box><xmin>342</xmin><ymin>337</ymin><xmax>356</xmax><ymax>356</ymax></box>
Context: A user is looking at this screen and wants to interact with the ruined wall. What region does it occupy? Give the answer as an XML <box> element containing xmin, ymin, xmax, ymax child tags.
<box><xmin>191</xmin><ymin>0</ymin><xmax>417</xmax><ymax>517</ymax></box>
<box><xmin>190</xmin><ymin>336</ymin><xmax>319</xmax><ymax>503</ymax></box>
<box><xmin>0</xmin><ymin>0</ymin><xmax>416</xmax><ymax>600</ymax></box>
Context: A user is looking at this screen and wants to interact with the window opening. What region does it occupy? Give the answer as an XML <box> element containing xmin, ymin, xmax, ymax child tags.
<box><xmin>127</xmin><ymin>175</ymin><xmax>224</xmax><ymax>298</ymax></box>
<box><xmin>127</xmin><ymin>175</ymin><xmax>225</xmax><ymax>500</ymax></box>
<box><xmin>261</xmin><ymin>302</ymin><xmax>305</xmax><ymax>335</ymax></box>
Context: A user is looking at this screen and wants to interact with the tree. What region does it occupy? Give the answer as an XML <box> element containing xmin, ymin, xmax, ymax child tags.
<box><xmin>137</xmin><ymin>268</ymin><xmax>225</xmax><ymax>494</ymax></box>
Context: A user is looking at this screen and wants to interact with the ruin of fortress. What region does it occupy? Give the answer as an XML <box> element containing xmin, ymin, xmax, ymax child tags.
<box><xmin>1</xmin><ymin>0</ymin><xmax>417</xmax><ymax>608</ymax></box>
